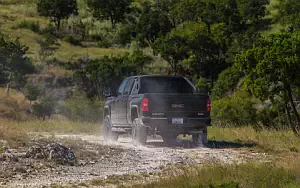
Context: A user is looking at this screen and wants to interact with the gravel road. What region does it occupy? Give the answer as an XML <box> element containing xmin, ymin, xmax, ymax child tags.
<box><xmin>2</xmin><ymin>134</ymin><xmax>267</xmax><ymax>187</ymax></box>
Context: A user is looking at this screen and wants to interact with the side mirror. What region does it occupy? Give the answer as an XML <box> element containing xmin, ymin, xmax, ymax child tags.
<box><xmin>104</xmin><ymin>87</ymin><xmax>115</xmax><ymax>97</ymax></box>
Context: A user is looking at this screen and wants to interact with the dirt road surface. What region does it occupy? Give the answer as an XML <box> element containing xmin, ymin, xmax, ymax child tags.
<box><xmin>2</xmin><ymin>134</ymin><xmax>267</xmax><ymax>187</ymax></box>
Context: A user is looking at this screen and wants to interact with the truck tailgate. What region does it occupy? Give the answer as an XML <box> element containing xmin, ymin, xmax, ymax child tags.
<box><xmin>146</xmin><ymin>94</ymin><xmax>209</xmax><ymax>118</ymax></box>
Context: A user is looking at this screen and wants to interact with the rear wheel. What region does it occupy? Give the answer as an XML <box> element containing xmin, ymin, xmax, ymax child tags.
<box><xmin>132</xmin><ymin>118</ymin><xmax>147</xmax><ymax>146</ymax></box>
<box><xmin>103</xmin><ymin>116</ymin><xmax>118</xmax><ymax>142</ymax></box>
<box><xmin>192</xmin><ymin>127</ymin><xmax>208</xmax><ymax>147</ymax></box>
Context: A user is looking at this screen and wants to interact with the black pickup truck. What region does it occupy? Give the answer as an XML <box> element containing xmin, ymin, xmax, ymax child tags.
<box><xmin>103</xmin><ymin>75</ymin><xmax>211</xmax><ymax>146</ymax></box>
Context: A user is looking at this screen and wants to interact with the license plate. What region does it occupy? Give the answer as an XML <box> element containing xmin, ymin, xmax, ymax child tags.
<box><xmin>172</xmin><ymin>118</ymin><xmax>184</xmax><ymax>125</ymax></box>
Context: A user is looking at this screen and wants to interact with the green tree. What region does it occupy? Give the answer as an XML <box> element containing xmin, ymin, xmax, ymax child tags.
<box><xmin>86</xmin><ymin>0</ymin><xmax>133</xmax><ymax>29</ymax></box>
<box><xmin>235</xmin><ymin>32</ymin><xmax>300</xmax><ymax>136</ymax></box>
<box><xmin>0</xmin><ymin>36</ymin><xmax>35</xmax><ymax>96</ymax></box>
<box><xmin>36</xmin><ymin>35</ymin><xmax>61</xmax><ymax>63</ymax></box>
<box><xmin>37</xmin><ymin>0</ymin><xmax>78</xmax><ymax>30</ymax></box>
<box><xmin>24</xmin><ymin>82</ymin><xmax>41</xmax><ymax>112</ymax></box>
<box><xmin>32</xmin><ymin>95</ymin><xmax>57</xmax><ymax>120</ymax></box>
<box><xmin>153</xmin><ymin>31</ymin><xmax>189</xmax><ymax>74</ymax></box>
<box><xmin>136</xmin><ymin>3</ymin><xmax>173</xmax><ymax>45</ymax></box>
<box><xmin>278</xmin><ymin>0</ymin><xmax>300</xmax><ymax>30</ymax></box>
<box><xmin>74</xmin><ymin>50</ymin><xmax>152</xmax><ymax>98</ymax></box>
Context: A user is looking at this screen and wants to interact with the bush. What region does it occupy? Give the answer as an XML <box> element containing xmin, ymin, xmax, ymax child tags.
<box><xmin>32</xmin><ymin>95</ymin><xmax>57</xmax><ymax>120</ymax></box>
<box><xmin>64</xmin><ymin>90</ymin><xmax>104</xmax><ymax>123</ymax></box>
<box><xmin>212</xmin><ymin>91</ymin><xmax>257</xmax><ymax>127</ymax></box>
<box><xmin>15</xmin><ymin>20</ymin><xmax>40</xmax><ymax>33</ymax></box>
<box><xmin>63</xmin><ymin>36</ymin><xmax>82</xmax><ymax>46</ymax></box>
<box><xmin>212</xmin><ymin>66</ymin><xmax>242</xmax><ymax>100</ymax></box>
<box><xmin>117</xmin><ymin>25</ymin><xmax>133</xmax><ymax>45</ymax></box>
<box><xmin>257</xmin><ymin>101</ymin><xmax>291</xmax><ymax>130</ymax></box>
<box><xmin>40</xmin><ymin>23</ymin><xmax>56</xmax><ymax>36</ymax></box>
<box><xmin>195</xmin><ymin>77</ymin><xmax>211</xmax><ymax>94</ymax></box>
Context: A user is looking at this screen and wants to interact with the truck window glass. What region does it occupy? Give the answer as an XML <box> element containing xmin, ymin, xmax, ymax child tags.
<box><xmin>117</xmin><ymin>79</ymin><xmax>128</xmax><ymax>95</ymax></box>
<box><xmin>124</xmin><ymin>78</ymin><xmax>134</xmax><ymax>95</ymax></box>
<box><xmin>139</xmin><ymin>77</ymin><xmax>194</xmax><ymax>94</ymax></box>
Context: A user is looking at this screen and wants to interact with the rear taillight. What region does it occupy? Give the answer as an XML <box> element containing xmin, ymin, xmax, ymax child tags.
<box><xmin>207</xmin><ymin>99</ymin><xmax>211</xmax><ymax>112</ymax></box>
<box><xmin>142</xmin><ymin>98</ymin><xmax>149</xmax><ymax>112</ymax></box>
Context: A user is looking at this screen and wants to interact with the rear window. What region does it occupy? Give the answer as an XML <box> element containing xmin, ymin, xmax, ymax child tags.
<box><xmin>139</xmin><ymin>77</ymin><xmax>195</xmax><ymax>94</ymax></box>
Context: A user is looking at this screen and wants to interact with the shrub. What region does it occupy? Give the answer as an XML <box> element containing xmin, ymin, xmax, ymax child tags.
<box><xmin>64</xmin><ymin>90</ymin><xmax>104</xmax><ymax>123</ymax></box>
<box><xmin>212</xmin><ymin>66</ymin><xmax>242</xmax><ymax>100</ymax></box>
<box><xmin>117</xmin><ymin>25</ymin><xmax>133</xmax><ymax>45</ymax></box>
<box><xmin>63</xmin><ymin>36</ymin><xmax>82</xmax><ymax>46</ymax></box>
<box><xmin>195</xmin><ymin>77</ymin><xmax>211</xmax><ymax>94</ymax></box>
<box><xmin>40</xmin><ymin>23</ymin><xmax>56</xmax><ymax>36</ymax></box>
<box><xmin>212</xmin><ymin>91</ymin><xmax>257</xmax><ymax>127</ymax></box>
<box><xmin>32</xmin><ymin>95</ymin><xmax>57</xmax><ymax>120</ymax></box>
<box><xmin>15</xmin><ymin>20</ymin><xmax>40</xmax><ymax>33</ymax></box>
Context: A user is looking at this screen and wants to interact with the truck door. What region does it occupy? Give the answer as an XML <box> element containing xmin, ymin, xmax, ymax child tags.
<box><xmin>111</xmin><ymin>79</ymin><xmax>128</xmax><ymax>125</ymax></box>
<box><xmin>118</xmin><ymin>78</ymin><xmax>135</xmax><ymax>125</ymax></box>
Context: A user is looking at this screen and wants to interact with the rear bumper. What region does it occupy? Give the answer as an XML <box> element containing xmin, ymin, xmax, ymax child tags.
<box><xmin>141</xmin><ymin>116</ymin><xmax>211</xmax><ymax>134</ymax></box>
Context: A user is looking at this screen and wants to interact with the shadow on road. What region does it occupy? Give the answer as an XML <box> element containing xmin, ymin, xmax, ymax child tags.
<box><xmin>145</xmin><ymin>139</ymin><xmax>256</xmax><ymax>149</ymax></box>
<box><xmin>206</xmin><ymin>140</ymin><xmax>256</xmax><ymax>149</ymax></box>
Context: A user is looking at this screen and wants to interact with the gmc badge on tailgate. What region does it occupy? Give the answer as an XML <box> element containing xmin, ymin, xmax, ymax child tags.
<box><xmin>172</xmin><ymin>104</ymin><xmax>185</xmax><ymax>108</ymax></box>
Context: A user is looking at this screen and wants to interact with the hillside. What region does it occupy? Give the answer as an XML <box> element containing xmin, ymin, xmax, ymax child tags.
<box><xmin>0</xmin><ymin>0</ymin><xmax>129</xmax><ymax>63</ymax></box>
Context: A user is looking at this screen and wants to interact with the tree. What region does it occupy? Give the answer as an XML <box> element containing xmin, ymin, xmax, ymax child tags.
<box><xmin>24</xmin><ymin>82</ymin><xmax>41</xmax><ymax>112</ymax></box>
<box><xmin>136</xmin><ymin>3</ymin><xmax>173</xmax><ymax>45</ymax></box>
<box><xmin>0</xmin><ymin>36</ymin><xmax>35</xmax><ymax>96</ymax></box>
<box><xmin>278</xmin><ymin>0</ymin><xmax>300</xmax><ymax>30</ymax></box>
<box><xmin>235</xmin><ymin>32</ymin><xmax>300</xmax><ymax>136</ymax></box>
<box><xmin>74</xmin><ymin>50</ymin><xmax>152</xmax><ymax>98</ymax></box>
<box><xmin>153</xmin><ymin>31</ymin><xmax>190</xmax><ymax>75</ymax></box>
<box><xmin>37</xmin><ymin>0</ymin><xmax>78</xmax><ymax>30</ymax></box>
<box><xmin>32</xmin><ymin>95</ymin><xmax>57</xmax><ymax>120</ymax></box>
<box><xmin>36</xmin><ymin>35</ymin><xmax>61</xmax><ymax>63</ymax></box>
<box><xmin>86</xmin><ymin>0</ymin><xmax>133</xmax><ymax>29</ymax></box>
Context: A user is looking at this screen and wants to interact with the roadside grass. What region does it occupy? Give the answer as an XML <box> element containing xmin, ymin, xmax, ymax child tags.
<box><xmin>0</xmin><ymin>119</ymin><xmax>101</xmax><ymax>135</ymax></box>
<box><xmin>208</xmin><ymin>126</ymin><xmax>300</xmax><ymax>153</ymax></box>
<box><xmin>125</xmin><ymin>163</ymin><xmax>300</xmax><ymax>188</ymax></box>
<box><xmin>0</xmin><ymin>119</ymin><xmax>29</xmax><ymax>149</ymax></box>
<box><xmin>0</xmin><ymin>88</ymin><xmax>30</xmax><ymax>121</ymax></box>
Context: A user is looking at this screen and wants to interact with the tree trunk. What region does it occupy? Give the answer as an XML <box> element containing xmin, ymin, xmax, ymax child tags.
<box><xmin>287</xmin><ymin>85</ymin><xmax>300</xmax><ymax>136</ymax></box>
<box><xmin>56</xmin><ymin>19</ymin><xmax>61</xmax><ymax>31</ymax></box>
<box><xmin>110</xmin><ymin>17</ymin><xmax>115</xmax><ymax>30</ymax></box>
<box><xmin>285</xmin><ymin>101</ymin><xmax>293</xmax><ymax>130</ymax></box>
<box><xmin>29</xmin><ymin>101</ymin><xmax>32</xmax><ymax>113</ymax></box>
<box><xmin>5</xmin><ymin>82</ymin><xmax>10</xmax><ymax>97</ymax></box>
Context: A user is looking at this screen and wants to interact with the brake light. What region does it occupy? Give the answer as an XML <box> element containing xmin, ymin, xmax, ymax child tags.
<box><xmin>142</xmin><ymin>98</ymin><xmax>149</xmax><ymax>112</ymax></box>
<box><xmin>207</xmin><ymin>99</ymin><xmax>211</xmax><ymax>112</ymax></box>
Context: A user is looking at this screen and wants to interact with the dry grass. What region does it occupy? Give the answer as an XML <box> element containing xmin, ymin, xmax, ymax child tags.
<box><xmin>0</xmin><ymin>119</ymin><xmax>100</xmax><ymax>135</ymax></box>
<box><xmin>209</xmin><ymin>126</ymin><xmax>300</xmax><ymax>153</ymax></box>
<box><xmin>0</xmin><ymin>88</ymin><xmax>30</xmax><ymax>120</ymax></box>
<box><xmin>127</xmin><ymin>163</ymin><xmax>300</xmax><ymax>188</ymax></box>
<box><xmin>0</xmin><ymin>119</ymin><xmax>29</xmax><ymax>149</ymax></box>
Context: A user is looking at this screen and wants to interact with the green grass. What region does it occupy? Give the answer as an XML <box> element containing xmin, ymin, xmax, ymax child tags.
<box><xmin>0</xmin><ymin>1</ymin><xmax>128</xmax><ymax>64</ymax></box>
<box><xmin>126</xmin><ymin>163</ymin><xmax>300</xmax><ymax>188</ymax></box>
<box><xmin>208</xmin><ymin>126</ymin><xmax>300</xmax><ymax>153</ymax></box>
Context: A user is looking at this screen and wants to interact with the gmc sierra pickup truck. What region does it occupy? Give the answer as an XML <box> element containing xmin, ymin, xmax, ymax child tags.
<box><xmin>103</xmin><ymin>75</ymin><xmax>211</xmax><ymax>147</ymax></box>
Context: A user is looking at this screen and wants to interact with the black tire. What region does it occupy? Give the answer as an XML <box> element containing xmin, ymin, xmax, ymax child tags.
<box><xmin>161</xmin><ymin>133</ymin><xmax>177</xmax><ymax>146</ymax></box>
<box><xmin>103</xmin><ymin>116</ymin><xmax>118</xmax><ymax>142</ymax></box>
<box><xmin>132</xmin><ymin>118</ymin><xmax>147</xmax><ymax>146</ymax></box>
<box><xmin>192</xmin><ymin>127</ymin><xmax>208</xmax><ymax>147</ymax></box>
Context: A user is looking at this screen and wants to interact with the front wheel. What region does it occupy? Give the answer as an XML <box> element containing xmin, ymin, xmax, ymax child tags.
<box><xmin>103</xmin><ymin>116</ymin><xmax>118</xmax><ymax>142</ymax></box>
<box><xmin>132</xmin><ymin>118</ymin><xmax>147</xmax><ymax>146</ymax></box>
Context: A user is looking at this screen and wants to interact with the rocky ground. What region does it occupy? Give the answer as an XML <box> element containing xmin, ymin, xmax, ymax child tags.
<box><xmin>0</xmin><ymin>134</ymin><xmax>269</xmax><ymax>188</ymax></box>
